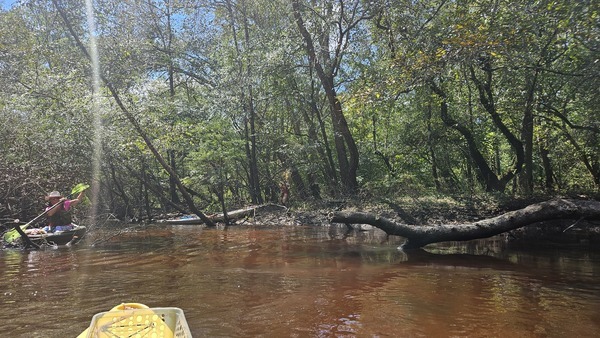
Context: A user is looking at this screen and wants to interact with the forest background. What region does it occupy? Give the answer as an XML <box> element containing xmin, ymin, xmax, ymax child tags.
<box><xmin>0</xmin><ymin>0</ymin><xmax>598</xmax><ymax>225</ymax></box>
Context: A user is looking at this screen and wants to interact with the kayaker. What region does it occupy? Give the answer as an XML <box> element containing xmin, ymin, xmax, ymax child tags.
<box><xmin>42</xmin><ymin>190</ymin><xmax>85</xmax><ymax>233</ymax></box>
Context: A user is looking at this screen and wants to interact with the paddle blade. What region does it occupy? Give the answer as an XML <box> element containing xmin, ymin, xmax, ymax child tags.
<box><xmin>71</xmin><ymin>183</ymin><xmax>90</xmax><ymax>195</ymax></box>
<box><xmin>72</xmin><ymin>183</ymin><xmax>91</xmax><ymax>206</ymax></box>
<box><xmin>3</xmin><ymin>225</ymin><xmax>26</xmax><ymax>244</ymax></box>
<box><xmin>3</xmin><ymin>230</ymin><xmax>18</xmax><ymax>244</ymax></box>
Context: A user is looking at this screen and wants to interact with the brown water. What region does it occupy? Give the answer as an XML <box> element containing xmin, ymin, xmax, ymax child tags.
<box><xmin>1</xmin><ymin>224</ymin><xmax>599</xmax><ymax>337</ymax></box>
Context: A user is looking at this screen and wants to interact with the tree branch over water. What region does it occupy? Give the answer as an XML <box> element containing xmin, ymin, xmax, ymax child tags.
<box><xmin>331</xmin><ymin>199</ymin><xmax>600</xmax><ymax>249</ymax></box>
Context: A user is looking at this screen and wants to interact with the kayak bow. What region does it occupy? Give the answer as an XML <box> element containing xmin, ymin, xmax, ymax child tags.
<box><xmin>78</xmin><ymin>303</ymin><xmax>192</xmax><ymax>338</ymax></box>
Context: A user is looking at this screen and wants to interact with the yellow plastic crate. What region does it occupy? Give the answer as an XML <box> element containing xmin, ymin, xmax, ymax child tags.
<box><xmin>85</xmin><ymin>307</ymin><xmax>192</xmax><ymax>338</ymax></box>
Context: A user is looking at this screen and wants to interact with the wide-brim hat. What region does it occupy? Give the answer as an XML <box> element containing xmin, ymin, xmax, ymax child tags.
<box><xmin>45</xmin><ymin>191</ymin><xmax>63</xmax><ymax>200</ymax></box>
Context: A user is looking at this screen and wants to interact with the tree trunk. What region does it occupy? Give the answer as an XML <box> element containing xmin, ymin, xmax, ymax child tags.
<box><xmin>308</xmin><ymin>83</ymin><xmax>338</xmax><ymax>187</ymax></box>
<box><xmin>520</xmin><ymin>69</ymin><xmax>539</xmax><ymax>194</ymax></box>
<box><xmin>122</xmin><ymin>159</ymin><xmax>189</xmax><ymax>215</ymax></box>
<box><xmin>108</xmin><ymin>160</ymin><xmax>131</xmax><ymax>219</ymax></box>
<box><xmin>331</xmin><ymin>199</ymin><xmax>600</xmax><ymax>249</ymax></box>
<box><xmin>168</xmin><ymin>150</ymin><xmax>180</xmax><ymax>204</ymax></box>
<box><xmin>469</xmin><ymin>64</ymin><xmax>524</xmax><ymax>190</ymax></box>
<box><xmin>430</xmin><ymin>81</ymin><xmax>505</xmax><ymax>192</ymax></box>
<box><xmin>142</xmin><ymin>163</ymin><xmax>152</xmax><ymax>221</ymax></box>
<box><xmin>290</xmin><ymin>0</ymin><xmax>359</xmax><ymax>193</ymax></box>
<box><xmin>165</xmin><ymin>4</ymin><xmax>181</xmax><ymax>207</ymax></box>
<box><xmin>329</xmin><ymin>87</ymin><xmax>359</xmax><ymax>192</ymax></box>
<box><xmin>562</xmin><ymin>126</ymin><xmax>600</xmax><ymax>188</ymax></box>
<box><xmin>226</xmin><ymin>0</ymin><xmax>263</xmax><ymax>205</ymax></box>
<box><xmin>539</xmin><ymin>136</ymin><xmax>554</xmax><ymax>193</ymax></box>
<box><xmin>426</xmin><ymin>103</ymin><xmax>441</xmax><ymax>191</ymax></box>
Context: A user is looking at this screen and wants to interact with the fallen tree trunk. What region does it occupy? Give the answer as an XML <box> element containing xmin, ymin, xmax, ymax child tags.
<box><xmin>331</xmin><ymin>199</ymin><xmax>600</xmax><ymax>249</ymax></box>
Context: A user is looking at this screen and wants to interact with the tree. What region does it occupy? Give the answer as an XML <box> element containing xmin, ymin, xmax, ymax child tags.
<box><xmin>1</xmin><ymin>0</ymin><xmax>598</xmax><ymax>226</ymax></box>
<box><xmin>289</xmin><ymin>0</ymin><xmax>374</xmax><ymax>193</ymax></box>
<box><xmin>368</xmin><ymin>0</ymin><xmax>599</xmax><ymax>193</ymax></box>
<box><xmin>51</xmin><ymin>0</ymin><xmax>216</xmax><ymax>225</ymax></box>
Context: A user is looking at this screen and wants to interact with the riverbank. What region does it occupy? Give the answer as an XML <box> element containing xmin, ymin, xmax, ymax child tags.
<box><xmin>4</xmin><ymin>194</ymin><xmax>598</xmax><ymax>248</ymax></box>
<box><xmin>253</xmin><ymin>194</ymin><xmax>600</xmax><ymax>247</ymax></box>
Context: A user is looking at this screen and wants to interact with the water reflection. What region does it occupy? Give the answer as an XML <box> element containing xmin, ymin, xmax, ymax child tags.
<box><xmin>1</xmin><ymin>225</ymin><xmax>599</xmax><ymax>337</ymax></box>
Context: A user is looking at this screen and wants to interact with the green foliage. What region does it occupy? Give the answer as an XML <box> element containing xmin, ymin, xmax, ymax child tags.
<box><xmin>1</xmin><ymin>0</ymin><xmax>598</xmax><ymax>221</ymax></box>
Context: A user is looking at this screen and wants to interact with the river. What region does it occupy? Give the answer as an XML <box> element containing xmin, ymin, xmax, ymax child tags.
<box><xmin>1</xmin><ymin>224</ymin><xmax>599</xmax><ymax>337</ymax></box>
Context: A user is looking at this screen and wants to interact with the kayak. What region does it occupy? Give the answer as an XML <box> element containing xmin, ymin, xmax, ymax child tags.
<box><xmin>165</xmin><ymin>204</ymin><xmax>286</xmax><ymax>224</ymax></box>
<box><xmin>165</xmin><ymin>215</ymin><xmax>203</xmax><ymax>225</ymax></box>
<box><xmin>26</xmin><ymin>225</ymin><xmax>86</xmax><ymax>246</ymax></box>
<box><xmin>78</xmin><ymin>302</ymin><xmax>192</xmax><ymax>338</ymax></box>
<box><xmin>3</xmin><ymin>184</ymin><xmax>90</xmax><ymax>245</ymax></box>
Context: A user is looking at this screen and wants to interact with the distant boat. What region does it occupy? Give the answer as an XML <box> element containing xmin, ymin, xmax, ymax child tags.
<box><xmin>165</xmin><ymin>204</ymin><xmax>286</xmax><ymax>225</ymax></box>
<box><xmin>165</xmin><ymin>214</ymin><xmax>204</xmax><ymax>225</ymax></box>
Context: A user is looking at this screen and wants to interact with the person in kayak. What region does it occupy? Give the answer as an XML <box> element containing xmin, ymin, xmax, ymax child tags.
<box><xmin>42</xmin><ymin>190</ymin><xmax>85</xmax><ymax>233</ymax></box>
